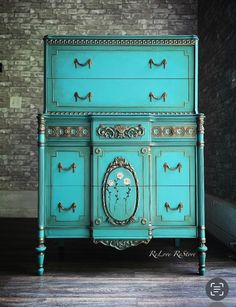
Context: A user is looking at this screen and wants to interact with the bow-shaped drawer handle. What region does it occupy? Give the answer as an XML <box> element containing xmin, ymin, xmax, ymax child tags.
<box><xmin>149</xmin><ymin>92</ymin><xmax>167</xmax><ymax>102</ymax></box>
<box><xmin>74</xmin><ymin>92</ymin><xmax>92</xmax><ymax>102</ymax></box>
<box><xmin>163</xmin><ymin>162</ymin><xmax>182</xmax><ymax>173</ymax></box>
<box><xmin>58</xmin><ymin>162</ymin><xmax>76</xmax><ymax>172</ymax></box>
<box><xmin>58</xmin><ymin>202</ymin><xmax>77</xmax><ymax>213</ymax></box>
<box><xmin>149</xmin><ymin>58</ymin><xmax>167</xmax><ymax>69</ymax></box>
<box><xmin>74</xmin><ymin>58</ymin><xmax>92</xmax><ymax>69</ymax></box>
<box><xmin>165</xmin><ymin>202</ymin><xmax>183</xmax><ymax>212</ymax></box>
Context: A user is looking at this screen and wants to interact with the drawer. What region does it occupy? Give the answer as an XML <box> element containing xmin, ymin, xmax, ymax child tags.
<box><xmin>49</xmin><ymin>48</ymin><xmax>194</xmax><ymax>79</ymax></box>
<box><xmin>46</xmin><ymin>148</ymin><xmax>89</xmax><ymax>186</ymax></box>
<box><xmin>153</xmin><ymin>147</ymin><xmax>195</xmax><ymax>186</ymax></box>
<box><xmin>46</xmin><ymin>186</ymin><xmax>89</xmax><ymax>224</ymax></box>
<box><xmin>47</xmin><ymin>78</ymin><xmax>194</xmax><ymax>112</ymax></box>
<box><xmin>154</xmin><ymin>186</ymin><xmax>195</xmax><ymax>225</ymax></box>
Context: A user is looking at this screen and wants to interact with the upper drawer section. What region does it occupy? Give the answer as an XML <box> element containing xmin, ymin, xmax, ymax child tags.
<box><xmin>47</xmin><ymin>78</ymin><xmax>194</xmax><ymax>112</ymax></box>
<box><xmin>47</xmin><ymin>46</ymin><xmax>194</xmax><ymax>79</ymax></box>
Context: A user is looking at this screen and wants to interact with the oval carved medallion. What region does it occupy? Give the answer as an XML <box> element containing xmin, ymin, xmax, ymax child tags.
<box><xmin>102</xmin><ymin>157</ymin><xmax>139</xmax><ymax>226</ymax></box>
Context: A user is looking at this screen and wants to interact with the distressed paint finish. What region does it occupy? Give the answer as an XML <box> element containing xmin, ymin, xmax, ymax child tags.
<box><xmin>37</xmin><ymin>35</ymin><xmax>207</xmax><ymax>276</ymax></box>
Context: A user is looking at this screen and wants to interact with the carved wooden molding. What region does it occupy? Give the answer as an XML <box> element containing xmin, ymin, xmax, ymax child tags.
<box><xmin>152</xmin><ymin>126</ymin><xmax>196</xmax><ymax>137</ymax></box>
<box><xmin>93</xmin><ymin>239</ymin><xmax>150</xmax><ymax>250</ymax></box>
<box><xmin>97</xmin><ymin>124</ymin><xmax>144</xmax><ymax>139</ymax></box>
<box><xmin>102</xmin><ymin>157</ymin><xmax>139</xmax><ymax>226</ymax></box>
<box><xmin>46</xmin><ymin>38</ymin><xmax>196</xmax><ymax>46</ymax></box>
<box><xmin>47</xmin><ymin>126</ymin><xmax>90</xmax><ymax>137</ymax></box>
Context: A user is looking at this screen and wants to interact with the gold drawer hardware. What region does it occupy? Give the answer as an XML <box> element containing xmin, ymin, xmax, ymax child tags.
<box><xmin>58</xmin><ymin>202</ymin><xmax>77</xmax><ymax>213</ymax></box>
<box><xmin>74</xmin><ymin>58</ymin><xmax>92</xmax><ymax>68</ymax></box>
<box><xmin>149</xmin><ymin>58</ymin><xmax>167</xmax><ymax>69</ymax></box>
<box><xmin>58</xmin><ymin>162</ymin><xmax>76</xmax><ymax>172</ymax></box>
<box><xmin>149</xmin><ymin>92</ymin><xmax>167</xmax><ymax>102</ymax></box>
<box><xmin>165</xmin><ymin>202</ymin><xmax>183</xmax><ymax>212</ymax></box>
<box><xmin>163</xmin><ymin>162</ymin><xmax>182</xmax><ymax>172</ymax></box>
<box><xmin>74</xmin><ymin>92</ymin><xmax>92</xmax><ymax>102</ymax></box>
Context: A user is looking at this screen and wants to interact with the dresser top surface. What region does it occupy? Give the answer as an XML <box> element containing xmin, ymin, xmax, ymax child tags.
<box><xmin>45</xmin><ymin>34</ymin><xmax>198</xmax><ymax>40</ymax></box>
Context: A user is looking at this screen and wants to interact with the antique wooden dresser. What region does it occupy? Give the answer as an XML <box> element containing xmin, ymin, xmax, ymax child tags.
<box><xmin>36</xmin><ymin>35</ymin><xmax>207</xmax><ymax>275</ymax></box>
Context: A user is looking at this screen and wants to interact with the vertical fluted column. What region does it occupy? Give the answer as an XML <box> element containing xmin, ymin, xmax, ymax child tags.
<box><xmin>35</xmin><ymin>114</ymin><xmax>47</xmax><ymax>276</ymax></box>
<box><xmin>197</xmin><ymin>113</ymin><xmax>208</xmax><ymax>275</ymax></box>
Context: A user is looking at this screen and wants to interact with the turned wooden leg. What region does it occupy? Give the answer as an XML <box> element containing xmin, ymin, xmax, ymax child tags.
<box><xmin>197</xmin><ymin>237</ymin><xmax>208</xmax><ymax>276</ymax></box>
<box><xmin>36</xmin><ymin>244</ymin><xmax>46</xmax><ymax>276</ymax></box>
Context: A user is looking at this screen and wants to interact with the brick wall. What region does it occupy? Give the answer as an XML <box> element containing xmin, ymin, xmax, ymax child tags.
<box><xmin>0</xmin><ymin>0</ymin><xmax>197</xmax><ymax>191</ymax></box>
<box><xmin>198</xmin><ymin>0</ymin><xmax>236</xmax><ymax>203</ymax></box>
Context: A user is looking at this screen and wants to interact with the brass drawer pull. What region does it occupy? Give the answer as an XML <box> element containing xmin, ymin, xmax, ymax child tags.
<box><xmin>58</xmin><ymin>162</ymin><xmax>76</xmax><ymax>172</ymax></box>
<box><xmin>165</xmin><ymin>202</ymin><xmax>183</xmax><ymax>212</ymax></box>
<box><xmin>149</xmin><ymin>92</ymin><xmax>167</xmax><ymax>102</ymax></box>
<box><xmin>163</xmin><ymin>162</ymin><xmax>182</xmax><ymax>172</ymax></box>
<box><xmin>74</xmin><ymin>58</ymin><xmax>92</xmax><ymax>69</ymax></box>
<box><xmin>58</xmin><ymin>202</ymin><xmax>77</xmax><ymax>213</ymax></box>
<box><xmin>149</xmin><ymin>58</ymin><xmax>167</xmax><ymax>69</ymax></box>
<box><xmin>74</xmin><ymin>92</ymin><xmax>92</xmax><ymax>102</ymax></box>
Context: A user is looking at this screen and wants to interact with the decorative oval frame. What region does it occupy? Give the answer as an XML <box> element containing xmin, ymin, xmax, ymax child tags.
<box><xmin>102</xmin><ymin>157</ymin><xmax>139</xmax><ymax>226</ymax></box>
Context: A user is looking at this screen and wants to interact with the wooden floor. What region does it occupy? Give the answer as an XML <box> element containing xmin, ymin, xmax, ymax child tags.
<box><xmin>0</xmin><ymin>219</ymin><xmax>235</xmax><ymax>306</ymax></box>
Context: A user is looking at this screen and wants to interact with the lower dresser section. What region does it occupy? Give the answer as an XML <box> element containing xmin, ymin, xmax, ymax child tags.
<box><xmin>37</xmin><ymin>114</ymin><xmax>207</xmax><ymax>275</ymax></box>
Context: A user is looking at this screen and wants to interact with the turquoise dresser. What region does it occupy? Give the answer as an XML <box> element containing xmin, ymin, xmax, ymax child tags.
<box><xmin>36</xmin><ymin>35</ymin><xmax>207</xmax><ymax>275</ymax></box>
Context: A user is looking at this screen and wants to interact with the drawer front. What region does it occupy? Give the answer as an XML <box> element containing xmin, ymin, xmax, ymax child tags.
<box><xmin>46</xmin><ymin>186</ymin><xmax>89</xmax><ymax>225</ymax></box>
<box><xmin>46</xmin><ymin>148</ymin><xmax>89</xmax><ymax>186</ymax></box>
<box><xmin>49</xmin><ymin>48</ymin><xmax>193</xmax><ymax>79</ymax></box>
<box><xmin>153</xmin><ymin>147</ymin><xmax>195</xmax><ymax>186</ymax></box>
<box><xmin>47</xmin><ymin>79</ymin><xmax>193</xmax><ymax>112</ymax></box>
<box><xmin>154</xmin><ymin>186</ymin><xmax>195</xmax><ymax>225</ymax></box>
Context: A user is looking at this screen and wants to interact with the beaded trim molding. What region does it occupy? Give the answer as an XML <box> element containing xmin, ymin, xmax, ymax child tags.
<box><xmin>46</xmin><ymin>38</ymin><xmax>196</xmax><ymax>46</ymax></box>
<box><xmin>47</xmin><ymin>111</ymin><xmax>194</xmax><ymax>116</ymax></box>
<box><xmin>152</xmin><ymin>126</ymin><xmax>196</xmax><ymax>137</ymax></box>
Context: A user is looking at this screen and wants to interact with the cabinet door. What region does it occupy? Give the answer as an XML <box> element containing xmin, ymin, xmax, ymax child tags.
<box><xmin>45</xmin><ymin>147</ymin><xmax>90</xmax><ymax>227</ymax></box>
<box><xmin>92</xmin><ymin>146</ymin><xmax>150</xmax><ymax>239</ymax></box>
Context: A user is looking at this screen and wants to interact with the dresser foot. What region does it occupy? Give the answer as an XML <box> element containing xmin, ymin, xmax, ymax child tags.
<box><xmin>197</xmin><ymin>243</ymin><xmax>208</xmax><ymax>276</ymax></box>
<box><xmin>36</xmin><ymin>244</ymin><xmax>47</xmax><ymax>276</ymax></box>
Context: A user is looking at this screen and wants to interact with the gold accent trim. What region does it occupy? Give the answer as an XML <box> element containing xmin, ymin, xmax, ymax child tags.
<box><xmin>200</xmin><ymin>238</ymin><xmax>206</xmax><ymax>244</ymax></box>
<box><xmin>152</xmin><ymin>126</ymin><xmax>196</xmax><ymax>137</ymax></box>
<box><xmin>197</xmin><ymin>141</ymin><xmax>205</xmax><ymax>147</ymax></box>
<box><xmin>37</xmin><ymin>114</ymin><xmax>45</xmax><ymax>134</ymax></box>
<box><xmin>141</xmin><ymin>218</ymin><xmax>147</xmax><ymax>225</ymax></box>
<box><xmin>198</xmin><ymin>225</ymin><xmax>206</xmax><ymax>230</ymax></box>
<box><xmin>46</xmin><ymin>38</ymin><xmax>196</xmax><ymax>46</ymax></box>
<box><xmin>47</xmin><ymin>126</ymin><xmax>90</xmax><ymax>138</ymax></box>
<box><xmin>198</xmin><ymin>114</ymin><xmax>205</xmax><ymax>134</ymax></box>
<box><xmin>39</xmin><ymin>238</ymin><xmax>44</xmax><ymax>244</ymax></box>
<box><xmin>93</xmin><ymin>239</ymin><xmax>150</xmax><ymax>250</ymax></box>
<box><xmin>47</xmin><ymin>111</ymin><xmax>194</xmax><ymax>115</ymax></box>
<box><xmin>97</xmin><ymin>124</ymin><xmax>144</xmax><ymax>139</ymax></box>
<box><xmin>148</xmin><ymin>222</ymin><xmax>153</xmax><ymax>239</ymax></box>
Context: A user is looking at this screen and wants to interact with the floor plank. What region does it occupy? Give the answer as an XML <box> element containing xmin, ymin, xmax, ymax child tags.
<box><xmin>0</xmin><ymin>219</ymin><xmax>235</xmax><ymax>306</ymax></box>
